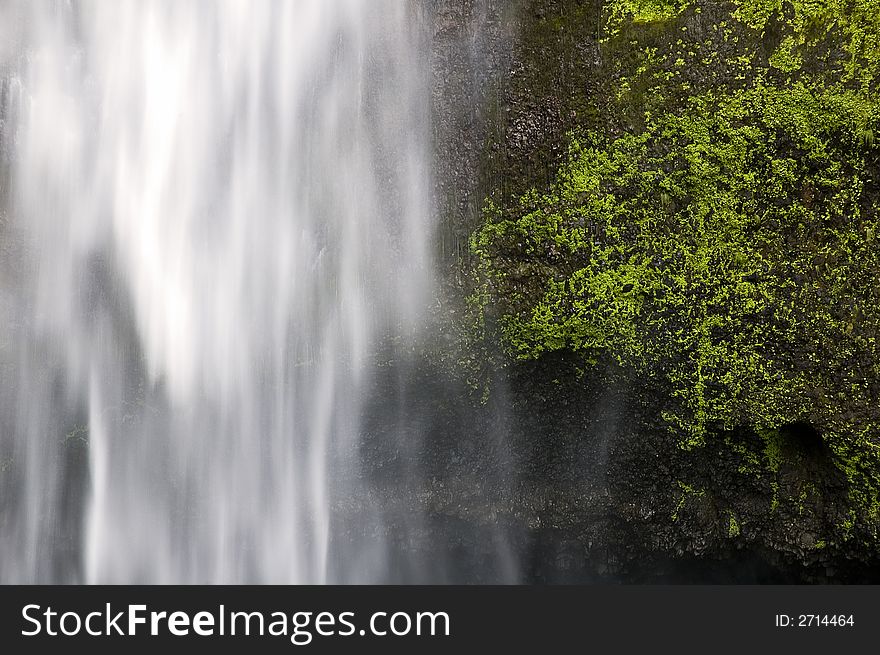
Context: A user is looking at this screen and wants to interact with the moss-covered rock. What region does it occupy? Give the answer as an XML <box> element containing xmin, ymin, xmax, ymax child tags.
<box><xmin>471</xmin><ymin>0</ymin><xmax>880</xmax><ymax>554</ymax></box>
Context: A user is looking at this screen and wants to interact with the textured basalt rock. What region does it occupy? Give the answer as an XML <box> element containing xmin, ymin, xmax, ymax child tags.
<box><xmin>425</xmin><ymin>0</ymin><xmax>880</xmax><ymax>582</ymax></box>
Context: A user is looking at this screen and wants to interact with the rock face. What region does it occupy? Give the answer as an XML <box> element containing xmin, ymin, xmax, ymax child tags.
<box><xmin>424</xmin><ymin>0</ymin><xmax>880</xmax><ymax>582</ymax></box>
<box><xmin>1</xmin><ymin>0</ymin><xmax>877</xmax><ymax>583</ymax></box>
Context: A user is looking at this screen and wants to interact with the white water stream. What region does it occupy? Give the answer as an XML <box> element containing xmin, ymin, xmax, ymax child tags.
<box><xmin>0</xmin><ymin>0</ymin><xmax>433</xmax><ymax>583</ymax></box>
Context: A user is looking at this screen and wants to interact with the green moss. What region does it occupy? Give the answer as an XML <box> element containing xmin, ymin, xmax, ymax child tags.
<box><xmin>759</xmin><ymin>427</ymin><xmax>783</xmax><ymax>474</ymax></box>
<box><xmin>728</xmin><ymin>512</ymin><xmax>742</xmax><ymax>537</ymax></box>
<box><xmin>770</xmin><ymin>481</ymin><xmax>780</xmax><ymax>512</ymax></box>
<box><xmin>478</xmin><ymin>84</ymin><xmax>877</xmax><ymax>444</ymax></box>
<box><xmin>732</xmin><ymin>0</ymin><xmax>880</xmax><ymax>87</ymax></box>
<box><xmin>472</xmin><ymin>0</ymin><xmax>880</xmax><ymax>542</ymax></box>
<box><xmin>672</xmin><ymin>481</ymin><xmax>705</xmax><ymax>521</ymax></box>
<box><xmin>606</xmin><ymin>0</ymin><xmax>691</xmax><ymax>32</ymax></box>
<box><xmin>797</xmin><ymin>488</ymin><xmax>810</xmax><ymax>516</ymax></box>
<box><xmin>728</xmin><ymin>433</ymin><xmax>764</xmax><ymax>476</ymax></box>
<box><xmin>769</xmin><ymin>35</ymin><xmax>803</xmax><ymax>72</ymax></box>
<box><xmin>732</xmin><ymin>0</ymin><xmax>781</xmax><ymax>30</ymax></box>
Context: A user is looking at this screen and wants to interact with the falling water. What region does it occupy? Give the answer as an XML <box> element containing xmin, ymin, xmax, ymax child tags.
<box><xmin>0</xmin><ymin>1</ymin><xmax>436</xmax><ymax>583</ymax></box>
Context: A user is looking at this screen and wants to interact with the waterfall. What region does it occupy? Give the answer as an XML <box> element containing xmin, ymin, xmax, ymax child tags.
<box><xmin>0</xmin><ymin>0</ymin><xmax>434</xmax><ymax>583</ymax></box>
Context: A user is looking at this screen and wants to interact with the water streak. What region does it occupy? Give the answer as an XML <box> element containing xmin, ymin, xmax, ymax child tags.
<box><xmin>1</xmin><ymin>0</ymin><xmax>432</xmax><ymax>583</ymax></box>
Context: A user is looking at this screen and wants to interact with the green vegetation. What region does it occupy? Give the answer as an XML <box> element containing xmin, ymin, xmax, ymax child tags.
<box><xmin>471</xmin><ymin>0</ymin><xmax>880</xmax><ymax>543</ymax></box>
<box><xmin>728</xmin><ymin>512</ymin><xmax>742</xmax><ymax>538</ymax></box>
<box><xmin>606</xmin><ymin>0</ymin><xmax>691</xmax><ymax>29</ymax></box>
<box><xmin>672</xmin><ymin>481</ymin><xmax>706</xmax><ymax>521</ymax></box>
